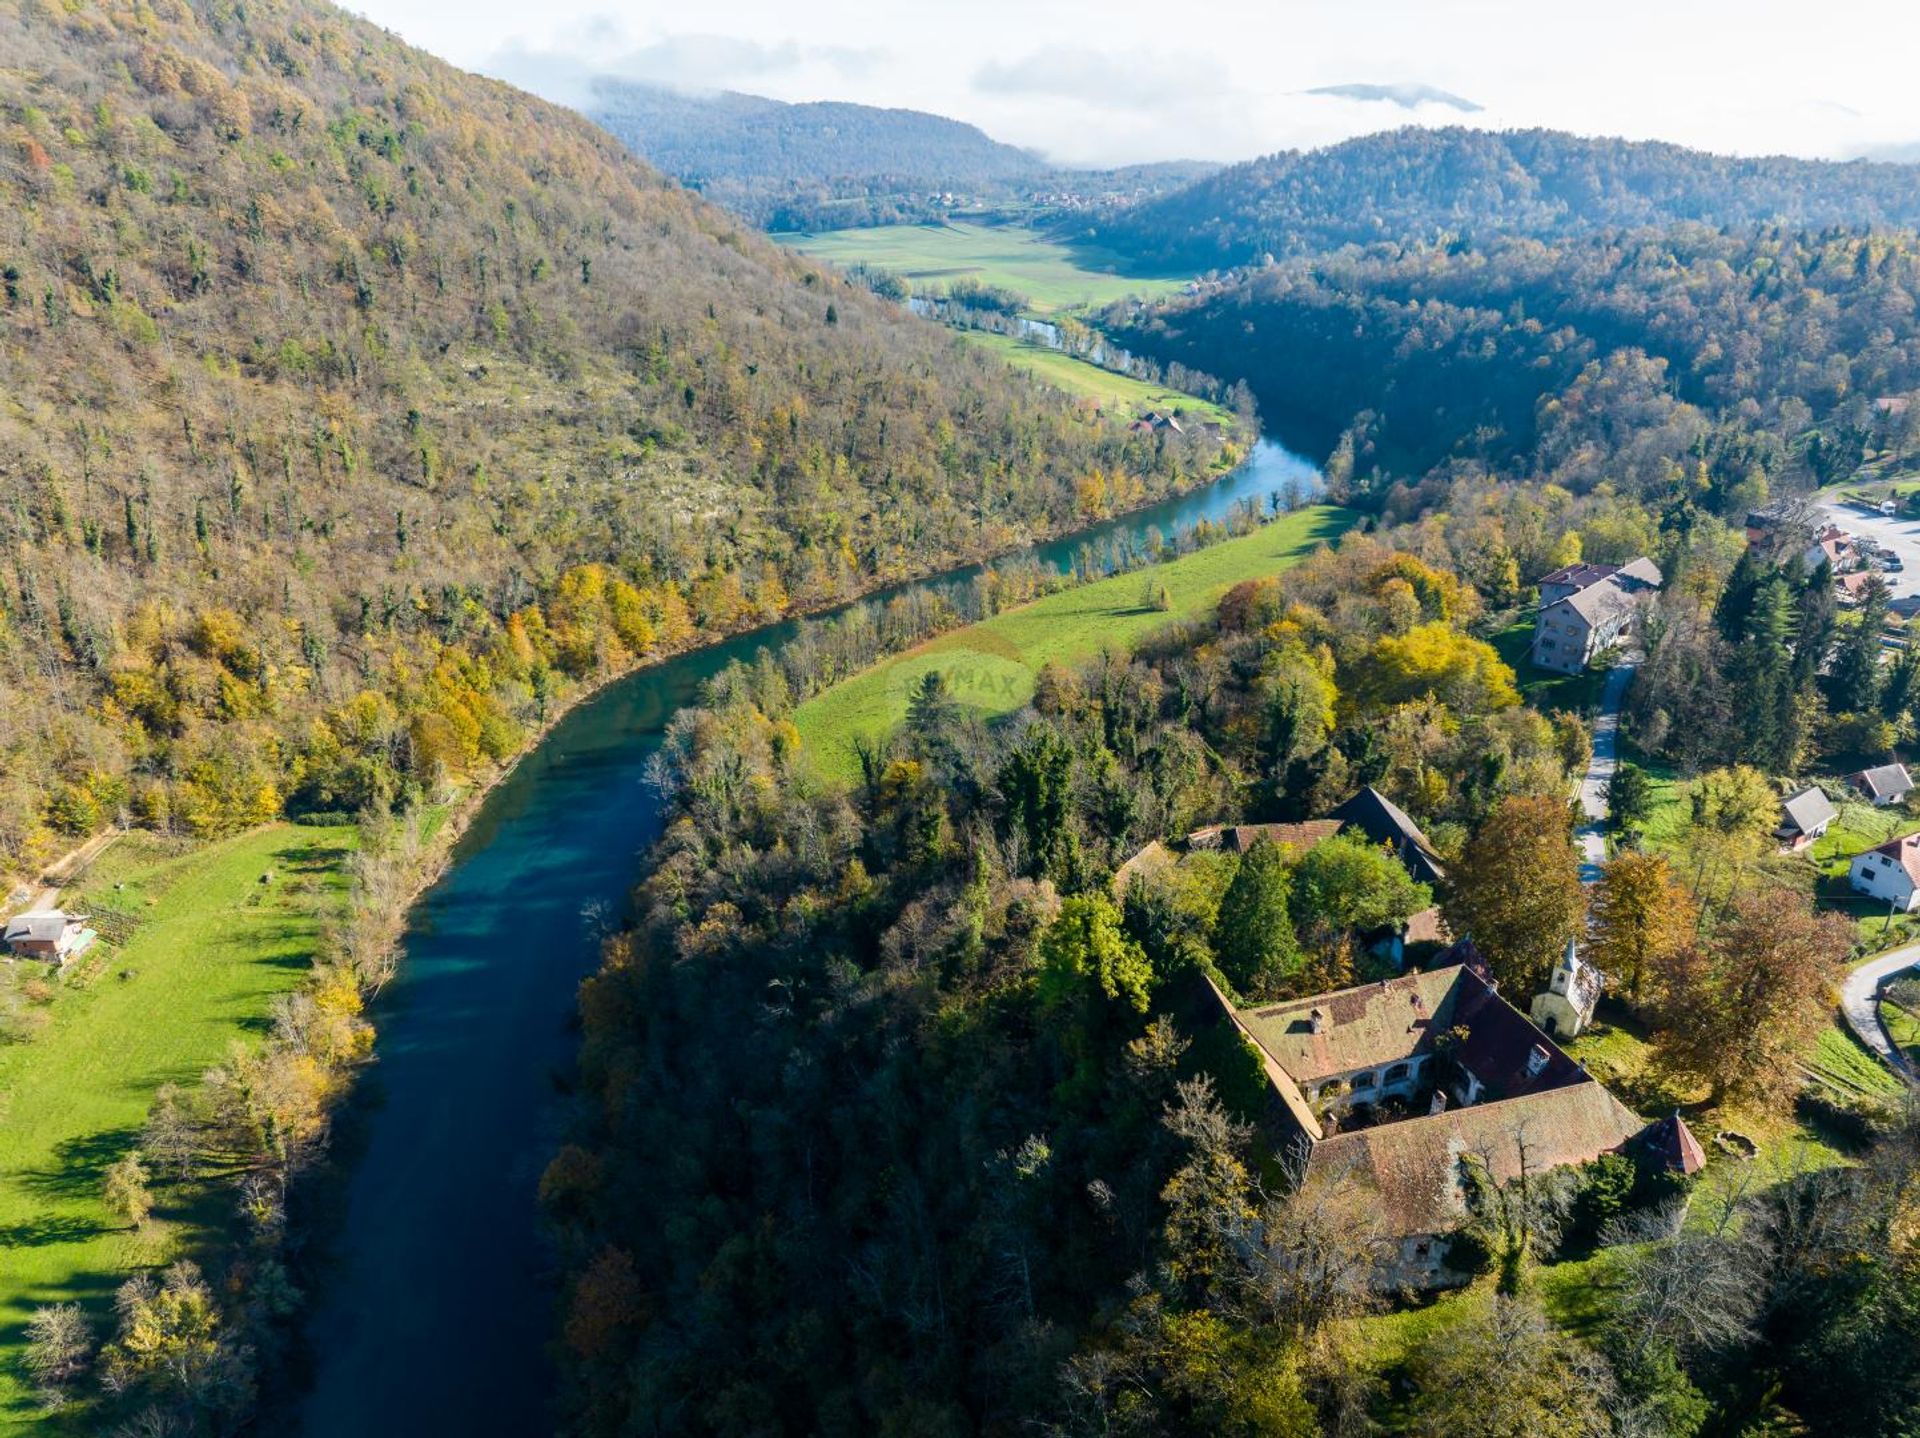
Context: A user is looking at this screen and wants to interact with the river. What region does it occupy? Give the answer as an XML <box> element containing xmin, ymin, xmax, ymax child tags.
<box><xmin>293</xmin><ymin>437</ymin><xmax>1322</xmax><ymax>1435</ymax></box>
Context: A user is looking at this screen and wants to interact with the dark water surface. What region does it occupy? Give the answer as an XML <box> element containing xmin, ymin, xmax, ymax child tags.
<box><xmin>294</xmin><ymin>438</ymin><xmax>1321</xmax><ymax>1435</ymax></box>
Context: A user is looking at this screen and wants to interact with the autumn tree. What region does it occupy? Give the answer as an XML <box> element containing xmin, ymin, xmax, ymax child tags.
<box><xmin>1210</xmin><ymin>840</ymin><xmax>1303</xmax><ymax>996</ymax></box>
<box><xmin>1442</xmin><ymin>795</ymin><xmax>1585</xmax><ymax>995</ymax></box>
<box><xmin>1347</xmin><ymin>621</ymin><xmax>1520</xmax><ymax>717</ymax></box>
<box><xmin>1652</xmin><ymin>888</ymin><xmax>1851</xmax><ymax>1105</ymax></box>
<box><xmin>104</xmin><ymin>1149</ymin><xmax>154</xmax><ymax>1229</ymax></box>
<box><xmin>23</xmin><ymin>1303</ymin><xmax>93</xmax><ymax>1409</ymax></box>
<box><xmin>1039</xmin><ymin>894</ymin><xmax>1155</xmax><ymax>1016</ymax></box>
<box><xmin>1405</xmin><ymin>1293</ymin><xmax>1618</xmax><ymax>1438</ymax></box>
<box><xmin>1589</xmin><ymin>851</ymin><xmax>1697</xmax><ymax>1005</ymax></box>
<box><xmin>1686</xmin><ymin>763</ymin><xmax>1779</xmax><ymax>894</ymax></box>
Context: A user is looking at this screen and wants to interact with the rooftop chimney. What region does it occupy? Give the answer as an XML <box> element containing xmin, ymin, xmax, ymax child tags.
<box><xmin>1308</xmin><ymin>1007</ymin><xmax>1328</xmax><ymax>1035</ymax></box>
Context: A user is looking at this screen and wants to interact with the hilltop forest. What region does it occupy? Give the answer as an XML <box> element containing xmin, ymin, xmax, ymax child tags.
<box><xmin>588</xmin><ymin>82</ymin><xmax>1218</xmax><ymax>232</ymax></box>
<box><xmin>1081</xmin><ymin>128</ymin><xmax>1920</xmax><ymax>269</ymax></box>
<box><xmin>0</xmin><ymin>0</ymin><xmax>1238</xmax><ymax>869</ymax></box>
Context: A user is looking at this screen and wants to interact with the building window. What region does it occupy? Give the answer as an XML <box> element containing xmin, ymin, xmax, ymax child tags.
<box><xmin>1351</xmin><ymin>1071</ymin><xmax>1376</xmax><ymax>1090</ymax></box>
<box><xmin>1385</xmin><ymin>1063</ymin><xmax>1410</xmax><ymax>1084</ymax></box>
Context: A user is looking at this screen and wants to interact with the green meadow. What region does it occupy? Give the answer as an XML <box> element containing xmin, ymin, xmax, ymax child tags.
<box><xmin>779</xmin><ymin>220</ymin><xmax>1194</xmax><ymax>313</ymax></box>
<box><xmin>0</xmin><ymin>824</ymin><xmax>354</xmax><ymax>1431</ymax></box>
<box><xmin>793</xmin><ymin>505</ymin><xmax>1355</xmax><ymax>783</ymax></box>
<box><xmin>955</xmin><ymin>331</ymin><xmax>1233</xmax><ymax>424</ymax></box>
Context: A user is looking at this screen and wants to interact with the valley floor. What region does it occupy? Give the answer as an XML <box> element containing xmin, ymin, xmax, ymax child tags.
<box><xmin>793</xmin><ymin>504</ymin><xmax>1355</xmax><ymax>782</ymax></box>
<box><xmin>0</xmin><ymin>825</ymin><xmax>355</xmax><ymax>1432</ymax></box>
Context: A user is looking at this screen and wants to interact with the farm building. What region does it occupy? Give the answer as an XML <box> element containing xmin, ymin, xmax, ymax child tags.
<box><xmin>3</xmin><ymin>910</ymin><xmax>95</xmax><ymax>964</ymax></box>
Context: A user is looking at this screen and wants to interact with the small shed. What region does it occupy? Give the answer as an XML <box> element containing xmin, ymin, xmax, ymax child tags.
<box><xmin>2</xmin><ymin>910</ymin><xmax>95</xmax><ymax>964</ymax></box>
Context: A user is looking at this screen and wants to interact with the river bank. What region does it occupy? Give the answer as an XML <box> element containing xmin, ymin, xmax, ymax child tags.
<box><xmin>286</xmin><ymin>434</ymin><xmax>1329</xmax><ymax>1434</ymax></box>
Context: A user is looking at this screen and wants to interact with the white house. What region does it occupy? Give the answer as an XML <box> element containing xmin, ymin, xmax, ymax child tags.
<box><xmin>1849</xmin><ymin>833</ymin><xmax>1920</xmax><ymax>913</ymax></box>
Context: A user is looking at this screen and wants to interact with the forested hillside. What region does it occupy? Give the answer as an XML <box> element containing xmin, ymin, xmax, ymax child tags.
<box><xmin>1083</xmin><ymin>128</ymin><xmax>1920</xmax><ymax>269</ymax></box>
<box><xmin>0</xmin><ymin>0</ymin><xmax>1236</xmax><ymax>868</ymax></box>
<box><xmin>553</xmin><ymin>530</ymin><xmax>1920</xmax><ymax>1435</ymax></box>
<box><xmin>1108</xmin><ymin>223</ymin><xmax>1920</xmax><ymax>483</ymax></box>
<box><xmin>588</xmin><ymin>82</ymin><xmax>1217</xmax><ymax>231</ymax></box>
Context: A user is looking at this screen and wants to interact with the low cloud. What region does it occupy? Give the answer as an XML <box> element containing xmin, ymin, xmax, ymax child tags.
<box><xmin>1306</xmin><ymin>82</ymin><xmax>1483</xmax><ymax>114</ymax></box>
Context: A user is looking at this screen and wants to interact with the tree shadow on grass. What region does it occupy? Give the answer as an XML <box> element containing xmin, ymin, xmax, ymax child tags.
<box><xmin>12</xmin><ymin>1126</ymin><xmax>140</xmax><ymax>1201</ymax></box>
<box><xmin>0</xmin><ymin>1212</ymin><xmax>108</xmax><ymax>1248</ymax></box>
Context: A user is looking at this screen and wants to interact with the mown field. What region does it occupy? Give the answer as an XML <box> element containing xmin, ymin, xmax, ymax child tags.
<box><xmin>793</xmin><ymin>505</ymin><xmax>1355</xmax><ymax>782</ymax></box>
<box><xmin>0</xmin><ymin>824</ymin><xmax>354</xmax><ymax>1431</ymax></box>
<box><xmin>955</xmin><ymin>331</ymin><xmax>1233</xmax><ymax>424</ymax></box>
<box><xmin>779</xmin><ymin>221</ymin><xmax>1194</xmax><ymax>312</ymax></box>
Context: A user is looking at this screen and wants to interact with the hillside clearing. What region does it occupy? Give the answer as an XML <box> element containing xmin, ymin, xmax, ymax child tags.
<box><xmin>0</xmin><ymin>824</ymin><xmax>354</xmax><ymax>1432</ymax></box>
<box><xmin>955</xmin><ymin>331</ymin><xmax>1233</xmax><ymax>424</ymax></box>
<box><xmin>793</xmin><ymin>505</ymin><xmax>1354</xmax><ymax>782</ymax></box>
<box><xmin>779</xmin><ymin>221</ymin><xmax>1194</xmax><ymax>312</ymax></box>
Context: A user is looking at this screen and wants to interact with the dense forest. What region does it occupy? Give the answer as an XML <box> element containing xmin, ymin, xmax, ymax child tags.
<box><xmin>0</xmin><ymin>0</ymin><xmax>1240</xmax><ymax>872</ymax></box>
<box><xmin>1107</xmin><ymin>222</ymin><xmax>1920</xmax><ymax>478</ymax></box>
<box><xmin>1081</xmin><ymin>128</ymin><xmax>1920</xmax><ymax>269</ymax></box>
<box><xmin>588</xmin><ymin>81</ymin><xmax>1217</xmax><ymax>232</ymax></box>
<box><xmin>551</xmin><ymin>526</ymin><xmax>1919</xmax><ymax>1436</ymax></box>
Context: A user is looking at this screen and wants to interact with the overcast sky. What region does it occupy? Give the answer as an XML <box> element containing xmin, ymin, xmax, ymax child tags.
<box><xmin>344</xmin><ymin>0</ymin><xmax>1920</xmax><ymax>168</ymax></box>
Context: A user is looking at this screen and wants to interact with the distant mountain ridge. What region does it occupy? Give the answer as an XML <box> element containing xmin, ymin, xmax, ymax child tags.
<box><xmin>589</xmin><ymin>82</ymin><xmax>1045</xmax><ymax>186</ymax></box>
<box><xmin>587</xmin><ymin>80</ymin><xmax>1217</xmax><ymax>230</ymax></box>
<box><xmin>1082</xmin><ymin>126</ymin><xmax>1920</xmax><ymax>269</ymax></box>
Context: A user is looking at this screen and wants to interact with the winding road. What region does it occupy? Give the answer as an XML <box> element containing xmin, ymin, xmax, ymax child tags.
<box><xmin>1841</xmin><ymin>947</ymin><xmax>1920</xmax><ymax>1076</ymax></box>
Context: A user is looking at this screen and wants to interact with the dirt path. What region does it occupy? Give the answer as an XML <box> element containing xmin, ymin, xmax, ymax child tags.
<box><xmin>6</xmin><ymin>828</ymin><xmax>120</xmax><ymax>914</ymax></box>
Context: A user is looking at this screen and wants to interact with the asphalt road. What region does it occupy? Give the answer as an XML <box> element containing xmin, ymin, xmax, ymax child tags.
<box><xmin>1575</xmin><ymin>658</ymin><xmax>1637</xmax><ymax>882</ymax></box>
<box><xmin>1841</xmin><ymin>946</ymin><xmax>1920</xmax><ymax>1075</ymax></box>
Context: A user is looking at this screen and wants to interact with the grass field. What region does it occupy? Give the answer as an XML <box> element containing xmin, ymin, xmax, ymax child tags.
<box><xmin>0</xmin><ymin>824</ymin><xmax>354</xmax><ymax>1430</ymax></box>
<box><xmin>780</xmin><ymin>221</ymin><xmax>1195</xmax><ymax>313</ymax></box>
<box><xmin>793</xmin><ymin>506</ymin><xmax>1355</xmax><ymax>782</ymax></box>
<box><xmin>954</xmin><ymin>331</ymin><xmax>1232</xmax><ymax>424</ymax></box>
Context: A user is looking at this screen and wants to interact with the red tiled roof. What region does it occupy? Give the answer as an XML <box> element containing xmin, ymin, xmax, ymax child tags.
<box><xmin>1867</xmin><ymin>831</ymin><xmax>1920</xmax><ymax>888</ymax></box>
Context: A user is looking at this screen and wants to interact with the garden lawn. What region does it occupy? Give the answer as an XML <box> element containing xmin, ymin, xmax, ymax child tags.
<box><xmin>794</xmin><ymin>506</ymin><xmax>1355</xmax><ymax>783</ymax></box>
<box><xmin>1489</xmin><ymin>621</ymin><xmax>1608</xmax><ymax>713</ymax></box>
<box><xmin>1881</xmin><ymin>999</ymin><xmax>1920</xmax><ymax>1067</ymax></box>
<box><xmin>0</xmin><ymin>824</ymin><xmax>353</xmax><ymax>1432</ymax></box>
<box><xmin>778</xmin><ymin>221</ymin><xmax>1194</xmax><ymax>313</ymax></box>
<box><xmin>955</xmin><ymin>331</ymin><xmax>1233</xmax><ymax>424</ymax></box>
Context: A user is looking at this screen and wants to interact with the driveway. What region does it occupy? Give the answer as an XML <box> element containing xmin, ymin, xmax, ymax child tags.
<box><xmin>1841</xmin><ymin>947</ymin><xmax>1920</xmax><ymax>1076</ymax></box>
<box><xmin>1575</xmin><ymin>658</ymin><xmax>1637</xmax><ymax>882</ymax></box>
<box><xmin>1820</xmin><ymin>499</ymin><xmax>1920</xmax><ymax>604</ymax></box>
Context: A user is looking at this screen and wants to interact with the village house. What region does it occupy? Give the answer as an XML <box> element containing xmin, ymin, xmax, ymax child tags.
<box><xmin>1127</xmin><ymin>410</ymin><xmax>1185</xmax><ymax>436</ymax></box>
<box><xmin>1776</xmin><ymin>785</ymin><xmax>1839</xmax><ymax>850</ymax></box>
<box><xmin>2</xmin><ymin>910</ymin><xmax>95</xmax><ymax>964</ymax></box>
<box><xmin>1836</xmin><ymin>570</ymin><xmax>1880</xmax><ymax>606</ymax></box>
<box><xmin>1849</xmin><ymin>832</ymin><xmax>1920</xmax><ymax>913</ymax></box>
<box><xmin>1204</xmin><ymin>944</ymin><xmax>1684</xmax><ymax>1287</ymax></box>
<box><xmin>1529</xmin><ymin>558</ymin><xmax>1662</xmax><ymax>675</ymax></box>
<box><xmin>1849</xmin><ymin>762</ymin><xmax>1916</xmax><ymax>807</ymax></box>
<box><xmin>1803</xmin><ymin>524</ymin><xmax>1858</xmax><ymax>575</ymax></box>
<box><xmin>1529</xmin><ymin>938</ymin><xmax>1602</xmax><ymax>1040</ymax></box>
